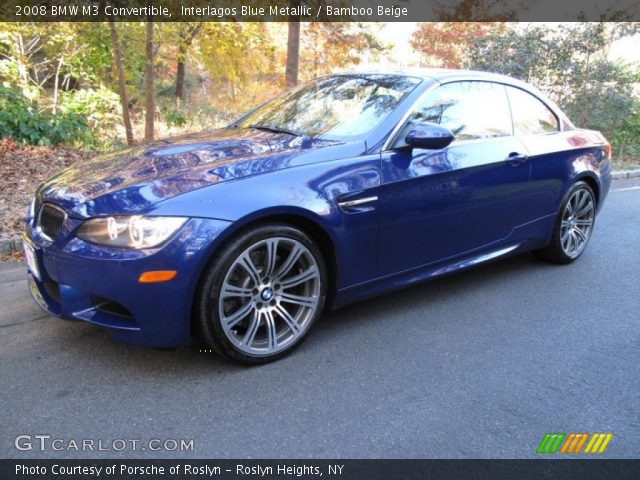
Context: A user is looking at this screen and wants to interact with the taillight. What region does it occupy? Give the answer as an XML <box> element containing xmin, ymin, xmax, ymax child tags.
<box><xmin>604</xmin><ymin>143</ymin><xmax>612</xmax><ymax>159</ymax></box>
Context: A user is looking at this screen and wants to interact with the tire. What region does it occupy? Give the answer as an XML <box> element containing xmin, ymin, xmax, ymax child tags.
<box><xmin>534</xmin><ymin>180</ymin><xmax>596</xmax><ymax>264</ymax></box>
<box><xmin>195</xmin><ymin>224</ymin><xmax>327</xmax><ymax>365</ymax></box>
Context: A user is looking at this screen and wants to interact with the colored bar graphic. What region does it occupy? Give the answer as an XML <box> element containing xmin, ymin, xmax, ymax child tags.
<box><xmin>584</xmin><ymin>433</ymin><xmax>614</xmax><ymax>454</ymax></box>
<box><xmin>537</xmin><ymin>433</ymin><xmax>566</xmax><ymax>453</ymax></box>
<box><xmin>540</xmin><ymin>432</ymin><xmax>614</xmax><ymax>454</ymax></box>
<box><xmin>561</xmin><ymin>433</ymin><xmax>576</xmax><ymax>453</ymax></box>
<box><xmin>573</xmin><ymin>433</ymin><xmax>589</xmax><ymax>453</ymax></box>
<box><xmin>537</xmin><ymin>433</ymin><xmax>553</xmax><ymax>454</ymax></box>
<box><xmin>597</xmin><ymin>433</ymin><xmax>613</xmax><ymax>453</ymax></box>
<box><xmin>560</xmin><ymin>433</ymin><xmax>589</xmax><ymax>453</ymax></box>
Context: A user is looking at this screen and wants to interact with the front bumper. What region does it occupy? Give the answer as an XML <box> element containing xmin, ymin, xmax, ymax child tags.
<box><xmin>24</xmin><ymin>217</ymin><xmax>232</xmax><ymax>348</ymax></box>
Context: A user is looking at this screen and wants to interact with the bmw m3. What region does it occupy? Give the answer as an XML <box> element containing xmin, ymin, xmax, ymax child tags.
<box><xmin>24</xmin><ymin>69</ymin><xmax>611</xmax><ymax>363</ymax></box>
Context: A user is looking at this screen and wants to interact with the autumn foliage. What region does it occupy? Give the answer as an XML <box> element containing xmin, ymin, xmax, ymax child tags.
<box><xmin>410</xmin><ymin>23</ymin><xmax>505</xmax><ymax>68</ymax></box>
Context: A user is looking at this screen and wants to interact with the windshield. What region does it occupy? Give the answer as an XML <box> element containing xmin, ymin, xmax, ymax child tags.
<box><xmin>236</xmin><ymin>74</ymin><xmax>422</xmax><ymax>140</ymax></box>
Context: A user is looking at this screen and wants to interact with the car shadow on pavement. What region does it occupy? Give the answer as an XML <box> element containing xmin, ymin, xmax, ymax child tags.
<box><xmin>24</xmin><ymin>251</ymin><xmax>558</xmax><ymax>376</ymax></box>
<box><xmin>316</xmin><ymin>251</ymin><xmax>553</xmax><ymax>332</ymax></box>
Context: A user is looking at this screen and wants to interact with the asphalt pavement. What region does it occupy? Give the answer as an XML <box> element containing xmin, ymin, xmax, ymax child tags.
<box><xmin>1</xmin><ymin>179</ymin><xmax>639</xmax><ymax>459</ymax></box>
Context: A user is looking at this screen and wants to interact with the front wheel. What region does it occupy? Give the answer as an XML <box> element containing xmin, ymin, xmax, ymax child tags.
<box><xmin>534</xmin><ymin>181</ymin><xmax>596</xmax><ymax>264</ymax></box>
<box><xmin>195</xmin><ymin>224</ymin><xmax>327</xmax><ymax>364</ymax></box>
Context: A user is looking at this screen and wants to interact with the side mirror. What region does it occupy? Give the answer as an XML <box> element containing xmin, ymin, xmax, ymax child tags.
<box><xmin>405</xmin><ymin>123</ymin><xmax>454</xmax><ymax>150</ymax></box>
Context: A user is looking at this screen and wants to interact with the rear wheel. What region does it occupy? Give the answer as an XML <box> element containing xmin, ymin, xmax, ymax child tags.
<box><xmin>534</xmin><ymin>181</ymin><xmax>596</xmax><ymax>264</ymax></box>
<box><xmin>195</xmin><ymin>224</ymin><xmax>327</xmax><ymax>364</ymax></box>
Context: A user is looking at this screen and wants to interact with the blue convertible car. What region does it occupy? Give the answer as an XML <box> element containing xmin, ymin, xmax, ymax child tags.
<box><xmin>24</xmin><ymin>69</ymin><xmax>611</xmax><ymax>363</ymax></box>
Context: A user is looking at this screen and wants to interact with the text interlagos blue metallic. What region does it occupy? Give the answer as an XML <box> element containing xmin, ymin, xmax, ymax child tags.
<box><xmin>24</xmin><ymin>69</ymin><xmax>611</xmax><ymax>363</ymax></box>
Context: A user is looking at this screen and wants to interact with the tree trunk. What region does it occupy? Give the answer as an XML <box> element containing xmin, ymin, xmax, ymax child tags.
<box><xmin>175</xmin><ymin>47</ymin><xmax>186</xmax><ymax>101</ymax></box>
<box><xmin>145</xmin><ymin>21</ymin><xmax>155</xmax><ymax>142</ymax></box>
<box><xmin>285</xmin><ymin>19</ymin><xmax>300</xmax><ymax>88</ymax></box>
<box><xmin>108</xmin><ymin>20</ymin><xmax>134</xmax><ymax>146</ymax></box>
<box><xmin>175</xmin><ymin>23</ymin><xmax>202</xmax><ymax>100</ymax></box>
<box><xmin>52</xmin><ymin>57</ymin><xmax>63</xmax><ymax>115</ymax></box>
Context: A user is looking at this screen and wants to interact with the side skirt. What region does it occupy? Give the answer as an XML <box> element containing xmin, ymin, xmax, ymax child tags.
<box><xmin>332</xmin><ymin>213</ymin><xmax>556</xmax><ymax>309</ymax></box>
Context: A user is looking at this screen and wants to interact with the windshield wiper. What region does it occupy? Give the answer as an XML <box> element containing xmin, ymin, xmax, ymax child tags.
<box><xmin>247</xmin><ymin>124</ymin><xmax>305</xmax><ymax>137</ymax></box>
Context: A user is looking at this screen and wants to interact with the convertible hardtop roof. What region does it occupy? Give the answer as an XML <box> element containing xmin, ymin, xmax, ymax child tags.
<box><xmin>334</xmin><ymin>68</ymin><xmax>527</xmax><ymax>87</ymax></box>
<box><xmin>332</xmin><ymin>68</ymin><xmax>573</xmax><ymax>129</ymax></box>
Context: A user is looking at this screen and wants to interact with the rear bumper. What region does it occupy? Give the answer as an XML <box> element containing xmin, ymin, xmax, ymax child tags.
<box><xmin>24</xmin><ymin>217</ymin><xmax>232</xmax><ymax>348</ymax></box>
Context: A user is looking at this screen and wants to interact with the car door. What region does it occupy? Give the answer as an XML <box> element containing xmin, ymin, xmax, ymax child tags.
<box><xmin>504</xmin><ymin>85</ymin><xmax>568</xmax><ymax>219</ymax></box>
<box><xmin>378</xmin><ymin>80</ymin><xmax>532</xmax><ymax>276</ymax></box>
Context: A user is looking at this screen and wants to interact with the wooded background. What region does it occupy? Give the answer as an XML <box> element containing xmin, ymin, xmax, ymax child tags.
<box><xmin>1</xmin><ymin>22</ymin><xmax>639</xmax><ymax>165</ymax></box>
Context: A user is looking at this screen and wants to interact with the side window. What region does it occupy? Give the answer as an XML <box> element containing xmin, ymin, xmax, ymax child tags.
<box><xmin>396</xmin><ymin>81</ymin><xmax>512</xmax><ymax>146</ymax></box>
<box><xmin>507</xmin><ymin>87</ymin><xmax>559</xmax><ymax>135</ymax></box>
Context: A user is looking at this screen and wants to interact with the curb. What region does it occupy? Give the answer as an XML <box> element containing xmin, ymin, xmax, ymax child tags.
<box><xmin>0</xmin><ymin>235</ymin><xmax>24</xmax><ymax>255</ymax></box>
<box><xmin>1</xmin><ymin>169</ymin><xmax>640</xmax><ymax>255</ymax></box>
<box><xmin>612</xmin><ymin>169</ymin><xmax>640</xmax><ymax>180</ymax></box>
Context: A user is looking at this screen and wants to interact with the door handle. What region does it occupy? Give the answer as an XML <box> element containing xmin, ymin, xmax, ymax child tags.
<box><xmin>505</xmin><ymin>152</ymin><xmax>528</xmax><ymax>165</ymax></box>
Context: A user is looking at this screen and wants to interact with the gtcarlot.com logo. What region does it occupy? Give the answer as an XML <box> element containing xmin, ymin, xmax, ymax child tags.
<box><xmin>15</xmin><ymin>435</ymin><xmax>195</xmax><ymax>452</ymax></box>
<box><xmin>537</xmin><ymin>432</ymin><xmax>613</xmax><ymax>454</ymax></box>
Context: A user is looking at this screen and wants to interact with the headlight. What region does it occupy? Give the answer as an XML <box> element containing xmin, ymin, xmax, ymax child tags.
<box><xmin>77</xmin><ymin>216</ymin><xmax>187</xmax><ymax>249</ymax></box>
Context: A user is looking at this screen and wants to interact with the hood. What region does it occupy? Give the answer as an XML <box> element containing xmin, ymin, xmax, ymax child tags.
<box><xmin>37</xmin><ymin>128</ymin><xmax>346</xmax><ymax>217</ymax></box>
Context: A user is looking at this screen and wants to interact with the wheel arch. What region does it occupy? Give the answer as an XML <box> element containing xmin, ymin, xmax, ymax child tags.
<box><xmin>575</xmin><ymin>172</ymin><xmax>600</xmax><ymax>208</ymax></box>
<box><xmin>190</xmin><ymin>208</ymin><xmax>340</xmax><ymax>330</ymax></box>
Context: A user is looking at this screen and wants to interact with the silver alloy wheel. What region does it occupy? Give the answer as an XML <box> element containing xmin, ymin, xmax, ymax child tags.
<box><xmin>218</xmin><ymin>237</ymin><xmax>321</xmax><ymax>356</ymax></box>
<box><xmin>560</xmin><ymin>187</ymin><xmax>595</xmax><ymax>258</ymax></box>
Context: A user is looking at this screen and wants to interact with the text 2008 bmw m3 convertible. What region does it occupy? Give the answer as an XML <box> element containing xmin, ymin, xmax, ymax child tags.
<box><xmin>24</xmin><ymin>69</ymin><xmax>611</xmax><ymax>364</ymax></box>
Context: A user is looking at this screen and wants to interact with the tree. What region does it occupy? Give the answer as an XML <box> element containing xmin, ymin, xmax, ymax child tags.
<box><xmin>196</xmin><ymin>23</ymin><xmax>278</xmax><ymax>110</ymax></box>
<box><xmin>108</xmin><ymin>20</ymin><xmax>134</xmax><ymax>145</ymax></box>
<box><xmin>466</xmin><ymin>23</ymin><xmax>640</xmax><ymax>145</ymax></box>
<box><xmin>411</xmin><ymin>23</ymin><xmax>504</xmax><ymax>68</ymax></box>
<box><xmin>2</xmin><ymin>20</ymin><xmax>391</xmax><ymax>145</ymax></box>
<box><xmin>144</xmin><ymin>20</ymin><xmax>154</xmax><ymax>142</ymax></box>
<box><xmin>175</xmin><ymin>22</ymin><xmax>202</xmax><ymax>101</ymax></box>
<box><xmin>409</xmin><ymin>1</ymin><xmax>514</xmax><ymax>68</ymax></box>
<box><xmin>301</xmin><ymin>23</ymin><xmax>383</xmax><ymax>79</ymax></box>
<box><xmin>285</xmin><ymin>19</ymin><xmax>300</xmax><ymax>88</ymax></box>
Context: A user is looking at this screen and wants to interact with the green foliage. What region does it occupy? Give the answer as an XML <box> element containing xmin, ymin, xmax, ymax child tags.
<box><xmin>57</xmin><ymin>87</ymin><xmax>121</xmax><ymax>147</ymax></box>
<box><xmin>0</xmin><ymin>85</ymin><xmax>91</xmax><ymax>146</ymax></box>
<box><xmin>611</xmin><ymin>102</ymin><xmax>640</xmax><ymax>161</ymax></box>
<box><xmin>64</xmin><ymin>24</ymin><xmax>113</xmax><ymax>84</ymax></box>
<box><xmin>162</xmin><ymin>105</ymin><xmax>188</xmax><ymax>128</ymax></box>
<box><xmin>0</xmin><ymin>21</ymin><xmax>385</xmax><ymax>148</ymax></box>
<box><xmin>3</xmin><ymin>19</ymin><xmax>635</xmax><ymax>164</ymax></box>
<box><xmin>49</xmin><ymin>111</ymin><xmax>91</xmax><ymax>146</ymax></box>
<box><xmin>466</xmin><ymin>23</ymin><xmax>640</xmax><ymax>156</ymax></box>
<box><xmin>561</xmin><ymin>61</ymin><xmax>639</xmax><ymax>136</ymax></box>
<box><xmin>59</xmin><ymin>88</ymin><xmax>119</xmax><ymax>129</ymax></box>
<box><xmin>0</xmin><ymin>85</ymin><xmax>123</xmax><ymax>147</ymax></box>
<box><xmin>0</xmin><ymin>86</ymin><xmax>52</xmax><ymax>145</ymax></box>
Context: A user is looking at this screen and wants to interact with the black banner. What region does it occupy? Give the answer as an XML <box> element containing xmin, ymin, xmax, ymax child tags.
<box><xmin>1</xmin><ymin>0</ymin><xmax>640</xmax><ymax>22</ymax></box>
<box><xmin>2</xmin><ymin>459</ymin><xmax>640</xmax><ymax>480</ymax></box>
